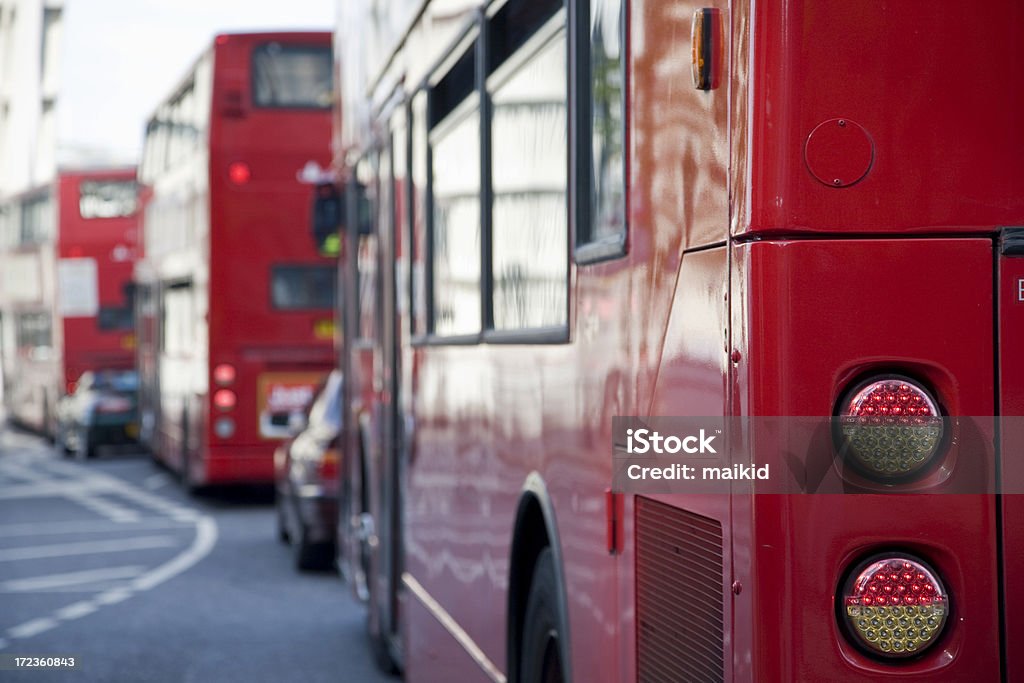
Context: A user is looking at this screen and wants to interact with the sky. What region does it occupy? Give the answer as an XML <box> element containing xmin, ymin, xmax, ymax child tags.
<box><xmin>58</xmin><ymin>0</ymin><xmax>335</xmax><ymax>166</ymax></box>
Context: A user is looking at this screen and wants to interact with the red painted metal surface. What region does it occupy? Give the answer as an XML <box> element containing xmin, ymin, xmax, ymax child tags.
<box><xmin>732</xmin><ymin>239</ymin><xmax>1000</xmax><ymax>681</ymax></box>
<box><xmin>743</xmin><ymin>2</ymin><xmax>1024</xmax><ymax>235</ymax></box>
<box><xmin>56</xmin><ymin>170</ymin><xmax>139</xmax><ymax>391</ymax></box>
<box><xmin>999</xmin><ymin>246</ymin><xmax>1024</xmax><ymax>682</ymax></box>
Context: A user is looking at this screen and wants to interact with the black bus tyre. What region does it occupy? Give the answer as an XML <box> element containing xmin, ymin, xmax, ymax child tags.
<box><xmin>520</xmin><ymin>547</ymin><xmax>566</xmax><ymax>683</ymax></box>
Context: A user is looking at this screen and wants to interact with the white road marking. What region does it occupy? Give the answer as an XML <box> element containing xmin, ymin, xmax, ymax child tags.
<box><xmin>63</xmin><ymin>491</ymin><xmax>141</xmax><ymax>523</ymax></box>
<box><xmin>1</xmin><ymin>566</ymin><xmax>146</xmax><ymax>592</ymax></box>
<box><xmin>0</xmin><ymin>535</ymin><xmax>178</xmax><ymax>562</ymax></box>
<box><xmin>143</xmin><ymin>473</ymin><xmax>170</xmax><ymax>490</ymax></box>
<box><xmin>0</xmin><ymin>449</ymin><xmax>218</xmax><ymax>650</ymax></box>
<box><xmin>0</xmin><ymin>481</ymin><xmax>112</xmax><ymax>499</ymax></box>
<box><xmin>0</xmin><ymin>518</ymin><xmax>190</xmax><ymax>537</ymax></box>
<box><xmin>94</xmin><ymin>588</ymin><xmax>133</xmax><ymax>605</ymax></box>
<box><xmin>7</xmin><ymin>618</ymin><xmax>59</xmax><ymax>639</ymax></box>
<box><xmin>132</xmin><ymin>516</ymin><xmax>217</xmax><ymax>591</ymax></box>
<box><xmin>54</xmin><ymin>601</ymin><xmax>98</xmax><ymax>621</ymax></box>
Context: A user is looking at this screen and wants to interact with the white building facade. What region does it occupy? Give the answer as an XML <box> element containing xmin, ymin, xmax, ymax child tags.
<box><xmin>0</xmin><ymin>0</ymin><xmax>62</xmax><ymax>199</ymax></box>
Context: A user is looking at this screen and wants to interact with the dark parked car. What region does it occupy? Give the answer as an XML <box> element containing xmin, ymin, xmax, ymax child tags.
<box><xmin>275</xmin><ymin>369</ymin><xmax>342</xmax><ymax>570</ymax></box>
<box><xmin>56</xmin><ymin>369</ymin><xmax>139</xmax><ymax>459</ymax></box>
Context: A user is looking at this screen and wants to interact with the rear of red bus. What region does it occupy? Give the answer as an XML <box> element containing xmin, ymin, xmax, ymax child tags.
<box><xmin>196</xmin><ymin>32</ymin><xmax>335</xmax><ymax>486</ymax></box>
<box><xmin>56</xmin><ymin>170</ymin><xmax>139</xmax><ymax>396</ymax></box>
<box><xmin>722</xmin><ymin>3</ymin><xmax>1024</xmax><ymax>680</ymax></box>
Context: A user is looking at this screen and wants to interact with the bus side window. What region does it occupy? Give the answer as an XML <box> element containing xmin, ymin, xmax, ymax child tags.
<box><xmin>575</xmin><ymin>0</ymin><xmax>626</xmax><ymax>262</ymax></box>
<box><xmin>487</xmin><ymin>2</ymin><xmax>568</xmax><ymax>332</ymax></box>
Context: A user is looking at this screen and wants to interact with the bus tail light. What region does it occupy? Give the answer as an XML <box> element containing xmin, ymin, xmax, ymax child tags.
<box><xmin>228</xmin><ymin>162</ymin><xmax>250</xmax><ymax>185</ymax></box>
<box><xmin>213</xmin><ymin>389</ymin><xmax>236</xmax><ymax>411</ymax></box>
<box><xmin>835</xmin><ymin>376</ymin><xmax>943</xmax><ymax>480</ymax></box>
<box><xmin>213</xmin><ymin>363</ymin><xmax>236</xmax><ymax>386</ymax></box>
<box><xmin>840</xmin><ymin>554</ymin><xmax>949</xmax><ymax>658</ymax></box>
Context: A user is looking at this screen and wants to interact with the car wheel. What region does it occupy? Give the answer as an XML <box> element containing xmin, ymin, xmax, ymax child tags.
<box><xmin>276</xmin><ymin>494</ymin><xmax>291</xmax><ymax>544</ymax></box>
<box><xmin>520</xmin><ymin>547</ymin><xmax>566</xmax><ymax>683</ymax></box>
<box><xmin>56</xmin><ymin>423</ymin><xmax>72</xmax><ymax>456</ymax></box>
<box><xmin>294</xmin><ymin>526</ymin><xmax>332</xmax><ymax>571</ymax></box>
<box><xmin>74</xmin><ymin>426</ymin><xmax>94</xmax><ymax>460</ymax></box>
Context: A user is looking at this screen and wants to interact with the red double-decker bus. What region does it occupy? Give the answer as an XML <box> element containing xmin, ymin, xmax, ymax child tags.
<box><xmin>136</xmin><ymin>32</ymin><xmax>336</xmax><ymax>489</ymax></box>
<box><xmin>326</xmin><ymin>0</ymin><xmax>1024</xmax><ymax>681</ymax></box>
<box><xmin>0</xmin><ymin>169</ymin><xmax>139</xmax><ymax>435</ymax></box>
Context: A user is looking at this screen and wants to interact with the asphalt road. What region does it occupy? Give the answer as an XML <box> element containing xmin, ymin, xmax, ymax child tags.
<box><xmin>0</xmin><ymin>425</ymin><xmax>397</xmax><ymax>683</ymax></box>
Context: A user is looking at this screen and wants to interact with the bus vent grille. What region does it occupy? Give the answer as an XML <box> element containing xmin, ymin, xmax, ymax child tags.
<box><xmin>636</xmin><ymin>496</ymin><xmax>725</xmax><ymax>683</ymax></box>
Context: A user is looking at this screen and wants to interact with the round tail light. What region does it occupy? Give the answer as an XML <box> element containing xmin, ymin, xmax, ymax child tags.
<box><xmin>840</xmin><ymin>554</ymin><xmax>949</xmax><ymax>658</ymax></box>
<box><xmin>213</xmin><ymin>389</ymin><xmax>236</xmax><ymax>411</ymax></box>
<box><xmin>836</xmin><ymin>376</ymin><xmax>943</xmax><ymax>480</ymax></box>
<box><xmin>213</xmin><ymin>363</ymin><xmax>236</xmax><ymax>386</ymax></box>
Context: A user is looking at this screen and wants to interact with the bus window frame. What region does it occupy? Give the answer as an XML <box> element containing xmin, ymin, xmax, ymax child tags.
<box><xmin>572</xmin><ymin>0</ymin><xmax>628</xmax><ymax>265</ymax></box>
<box><xmin>414</xmin><ymin>3</ymin><xmax>571</xmax><ymax>347</ymax></box>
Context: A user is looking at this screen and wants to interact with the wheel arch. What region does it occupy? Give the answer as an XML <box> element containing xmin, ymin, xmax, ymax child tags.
<box><xmin>506</xmin><ymin>471</ymin><xmax>573</xmax><ymax>683</ymax></box>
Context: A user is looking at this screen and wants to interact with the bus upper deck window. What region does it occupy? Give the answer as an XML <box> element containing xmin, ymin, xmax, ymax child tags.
<box><xmin>252</xmin><ymin>43</ymin><xmax>332</xmax><ymax>109</ymax></box>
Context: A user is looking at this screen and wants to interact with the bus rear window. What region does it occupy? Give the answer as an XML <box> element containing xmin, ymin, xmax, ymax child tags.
<box><xmin>80</xmin><ymin>180</ymin><xmax>138</xmax><ymax>219</ymax></box>
<box><xmin>252</xmin><ymin>43</ymin><xmax>332</xmax><ymax>109</ymax></box>
<box><xmin>271</xmin><ymin>265</ymin><xmax>336</xmax><ymax>310</ymax></box>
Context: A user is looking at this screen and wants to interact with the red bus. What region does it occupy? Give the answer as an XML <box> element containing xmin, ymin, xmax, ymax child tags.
<box><xmin>0</xmin><ymin>169</ymin><xmax>139</xmax><ymax>435</ymax></box>
<box><xmin>326</xmin><ymin>0</ymin><xmax>1024</xmax><ymax>681</ymax></box>
<box><xmin>137</xmin><ymin>32</ymin><xmax>336</xmax><ymax>489</ymax></box>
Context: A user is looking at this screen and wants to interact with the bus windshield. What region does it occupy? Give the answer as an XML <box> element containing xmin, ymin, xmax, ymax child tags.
<box><xmin>252</xmin><ymin>43</ymin><xmax>332</xmax><ymax>109</ymax></box>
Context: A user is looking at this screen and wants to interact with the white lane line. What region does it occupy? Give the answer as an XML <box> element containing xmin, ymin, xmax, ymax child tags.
<box><xmin>64</xmin><ymin>491</ymin><xmax>141</xmax><ymax>523</ymax></box>
<box><xmin>132</xmin><ymin>516</ymin><xmax>217</xmax><ymax>591</ymax></box>
<box><xmin>94</xmin><ymin>588</ymin><xmax>133</xmax><ymax>606</ymax></box>
<box><xmin>0</xmin><ymin>536</ymin><xmax>178</xmax><ymax>562</ymax></box>
<box><xmin>1</xmin><ymin>566</ymin><xmax>146</xmax><ymax>592</ymax></box>
<box><xmin>143</xmin><ymin>473</ymin><xmax>170</xmax><ymax>490</ymax></box>
<box><xmin>0</xmin><ymin>518</ymin><xmax>191</xmax><ymax>537</ymax></box>
<box><xmin>0</xmin><ymin>481</ymin><xmax>111</xmax><ymax>500</ymax></box>
<box><xmin>7</xmin><ymin>618</ymin><xmax>59</xmax><ymax>639</ymax></box>
<box><xmin>0</xmin><ymin>453</ymin><xmax>218</xmax><ymax>650</ymax></box>
<box><xmin>41</xmin><ymin>461</ymin><xmax>194</xmax><ymax>518</ymax></box>
<box><xmin>54</xmin><ymin>601</ymin><xmax>98</xmax><ymax>621</ymax></box>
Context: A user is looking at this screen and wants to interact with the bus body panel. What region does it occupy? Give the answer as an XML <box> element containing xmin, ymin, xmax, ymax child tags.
<box><xmin>744</xmin><ymin>2</ymin><xmax>1024</xmax><ymax>236</ymax></box>
<box><xmin>0</xmin><ymin>170</ymin><xmax>139</xmax><ymax>434</ymax></box>
<box><xmin>56</xmin><ymin>170</ymin><xmax>139</xmax><ymax>391</ymax></box>
<box><xmin>998</xmin><ymin>250</ymin><xmax>1024</xmax><ymax>682</ymax></box>
<box><xmin>733</xmin><ymin>238</ymin><xmax>999</xmax><ymax>680</ymax></box>
<box><xmin>139</xmin><ymin>32</ymin><xmax>334</xmax><ymax>485</ymax></box>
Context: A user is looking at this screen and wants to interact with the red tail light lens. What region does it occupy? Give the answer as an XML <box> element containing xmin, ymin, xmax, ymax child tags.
<box><xmin>228</xmin><ymin>162</ymin><xmax>250</xmax><ymax>185</ymax></box>
<box><xmin>841</xmin><ymin>555</ymin><xmax>949</xmax><ymax>658</ymax></box>
<box><xmin>213</xmin><ymin>364</ymin><xmax>236</xmax><ymax>386</ymax></box>
<box><xmin>318</xmin><ymin>449</ymin><xmax>339</xmax><ymax>483</ymax></box>
<box><xmin>213</xmin><ymin>389</ymin><xmax>236</xmax><ymax>411</ymax></box>
<box><xmin>836</xmin><ymin>376</ymin><xmax>943</xmax><ymax>479</ymax></box>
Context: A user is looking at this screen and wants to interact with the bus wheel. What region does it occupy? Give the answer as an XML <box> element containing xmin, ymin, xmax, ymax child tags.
<box><xmin>520</xmin><ymin>547</ymin><xmax>565</xmax><ymax>683</ymax></box>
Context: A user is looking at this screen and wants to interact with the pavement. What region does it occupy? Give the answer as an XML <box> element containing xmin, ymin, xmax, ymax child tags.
<box><xmin>0</xmin><ymin>425</ymin><xmax>397</xmax><ymax>683</ymax></box>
